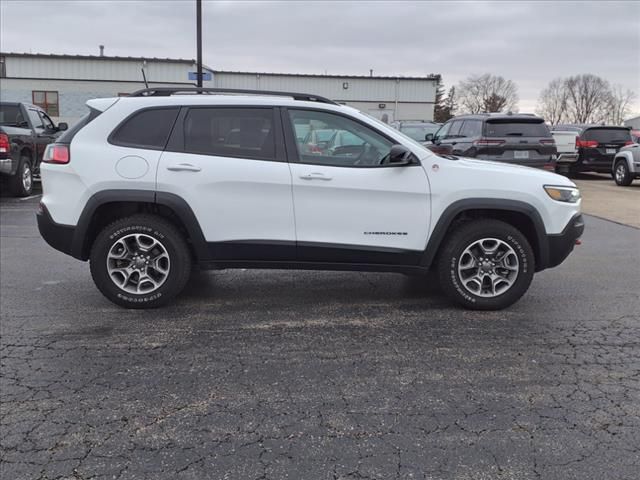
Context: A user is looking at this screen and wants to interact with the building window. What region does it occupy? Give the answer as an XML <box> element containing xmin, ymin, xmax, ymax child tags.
<box><xmin>32</xmin><ymin>91</ymin><xmax>59</xmax><ymax>116</ymax></box>
<box><xmin>0</xmin><ymin>56</ymin><xmax>5</xmax><ymax>77</ymax></box>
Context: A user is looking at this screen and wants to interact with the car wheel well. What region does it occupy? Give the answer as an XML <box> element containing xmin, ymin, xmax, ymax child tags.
<box><xmin>19</xmin><ymin>148</ymin><xmax>32</xmax><ymax>160</ymax></box>
<box><xmin>83</xmin><ymin>202</ymin><xmax>196</xmax><ymax>261</ymax></box>
<box><xmin>441</xmin><ymin>209</ymin><xmax>541</xmax><ymax>266</ymax></box>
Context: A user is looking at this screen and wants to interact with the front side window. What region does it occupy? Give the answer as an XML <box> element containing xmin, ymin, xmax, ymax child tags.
<box><xmin>448</xmin><ymin>120</ymin><xmax>464</xmax><ymax>138</ymax></box>
<box><xmin>111</xmin><ymin>107</ymin><xmax>179</xmax><ymax>150</ymax></box>
<box><xmin>32</xmin><ymin>90</ymin><xmax>59</xmax><ymax>116</ymax></box>
<box><xmin>433</xmin><ymin>122</ymin><xmax>451</xmax><ymax>142</ymax></box>
<box><xmin>27</xmin><ymin>109</ymin><xmax>44</xmax><ymax>129</ymax></box>
<box><xmin>183</xmin><ymin>108</ymin><xmax>275</xmax><ymax>160</ymax></box>
<box><xmin>39</xmin><ymin>111</ymin><xmax>55</xmax><ymax>130</ymax></box>
<box><xmin>288</xmin><ymin>109</ymin><xmax>393</xmax><ymax>167</ymax></box>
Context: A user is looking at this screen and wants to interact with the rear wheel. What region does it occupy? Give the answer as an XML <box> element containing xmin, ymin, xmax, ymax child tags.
<box><xmin>9</xmin><ymin>156</ymin><xmax>33</xmax><ymax>197</ymax></box>
<box><xmin>90</xmin><ymin>215</ymin><xmax>191</xmax><ymax>308</ymax></box>
<box><xmin>437</xmin><ymin>219</ymin><xmax>535</xmax><ymax>310</ymax></box>
<box><xmin>614</xmin><ymin>160</ymin><xmax>633</xmax><ymax>186</ymax></box>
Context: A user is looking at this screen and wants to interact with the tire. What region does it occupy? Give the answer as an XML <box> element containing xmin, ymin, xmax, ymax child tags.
<box><xmin>437</xmin><ymin>219</ymin><xmax>535</xmax><ymax>310</ymax></box>
<box><xmin>89</xmin><ymin>215</ymin><xmax>191</xmax><ymax>309</ymax></box>
<box><xmin>9</xmin><ymin>156</ymin><xmax>33</xmax><ymax>197</ymax></box>
<box><xmin>613</xmin><ymin>160</ymin><xmax>633</xmax><ymax>186</ymax></box>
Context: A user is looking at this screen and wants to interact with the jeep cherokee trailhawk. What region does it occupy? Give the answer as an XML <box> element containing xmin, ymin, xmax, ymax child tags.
<box><xmin>37</xmin><ymin>88</ymin><xmax>584</xmax><ymax>310</ymax></box>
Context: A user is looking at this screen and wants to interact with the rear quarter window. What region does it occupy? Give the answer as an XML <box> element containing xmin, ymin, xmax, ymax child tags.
<box><xmin>485</xmin><ymin>120</ymin><xmax>551</xmax><ymax>137</ymax></box>
<box><xmin>110</xmin><ymin>107</ymin><xmax>180</xmax><ymax>150</ymax></box>
<box><xmin>582</xmin><ymin>128</ymin><xmax>631</xmax><ymax>143</ymax></box>
<box><xmin>57</xmin><ymin>108</ymin><xmax>102</xmax><ymax>144</ymax></box>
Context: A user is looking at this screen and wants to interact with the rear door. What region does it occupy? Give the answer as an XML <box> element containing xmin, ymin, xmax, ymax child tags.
<box><xmin>157</xmin><ymin>106</ymin><xmax>296</xmax><ymax>260</ymax></box>
<box><xmin>453</xmin><ymin>119</ymin><xmax>483</xmax><ymax>155</ymax></box>
<box><xmin>480</xmin><ymin>118</ymin><xmax>556</xmax><ymax>169</ymax></box>
<box><xmin>580</xmin><ymin>127</ymin><xmax>633</xmax><ymax>171</ymax></box>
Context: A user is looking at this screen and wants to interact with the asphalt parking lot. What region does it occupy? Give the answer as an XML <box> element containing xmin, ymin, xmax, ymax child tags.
<box><xmin>1</xmin><ymin>183</ymin><xmax>639</xmax><ymax>480</ymax></box>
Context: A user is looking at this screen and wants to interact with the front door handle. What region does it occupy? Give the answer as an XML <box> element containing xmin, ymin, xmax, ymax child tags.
<box><xmin>167</xmin><ymin>163</ymin><xmax>201</xmax><ymax>172</ymax></box>
<box><xmin>299</xmin><ymin>172</ymin><xmax>332</xmax><ymax>181</ymax></box>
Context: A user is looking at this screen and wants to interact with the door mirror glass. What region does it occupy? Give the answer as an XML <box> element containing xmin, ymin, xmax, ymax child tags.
<box><xmin>58</xmin><ymin>122</ymin><xmax>68</xmax><ymax>131</ymax></box>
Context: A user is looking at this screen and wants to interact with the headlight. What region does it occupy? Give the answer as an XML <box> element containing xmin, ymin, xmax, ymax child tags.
<box><xmin>544</xmin><ymin>185</ymin><xmax>581</xmax><ymax>203</ymax></box>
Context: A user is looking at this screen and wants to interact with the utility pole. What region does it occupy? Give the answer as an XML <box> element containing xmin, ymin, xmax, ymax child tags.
<box><xmin>196</xmin><ymin>0</ymin><xmax>203</xmax><ymax>88</ymax></box>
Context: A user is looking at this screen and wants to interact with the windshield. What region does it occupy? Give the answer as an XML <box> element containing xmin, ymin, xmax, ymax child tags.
<box><xmin>0</xmin><ymin>105</ymin><xmax>28</xmax><ymax>127</ymax></box>
<box><xmin>400</xmin><ymin>124</ymin><xmax>440</xmax><ymax>141</ymax></box>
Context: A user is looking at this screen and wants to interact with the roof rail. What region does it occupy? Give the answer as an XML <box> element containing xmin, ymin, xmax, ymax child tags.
<box><xmin>128</xmin><ymin>87</ymin><xmax>339</xmax><ymax>105</ymax></box>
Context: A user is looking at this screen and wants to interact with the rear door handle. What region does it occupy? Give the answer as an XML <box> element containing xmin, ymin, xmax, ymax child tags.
<box><xmin>167</xmin><ymin>163</ymin><xmax>201</xmax><ymax>172</ymax></box>
<box><xmin>299</xmin><ymin>173</ymin><xmax>332</xmax><ymax>181</ymax></box>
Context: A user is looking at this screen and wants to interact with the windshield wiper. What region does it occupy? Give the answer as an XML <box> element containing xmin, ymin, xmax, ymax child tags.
<box><xmin>505</xmin><ymin>133</ymin><xmax>524</xmax><ymax>136</ymax></box>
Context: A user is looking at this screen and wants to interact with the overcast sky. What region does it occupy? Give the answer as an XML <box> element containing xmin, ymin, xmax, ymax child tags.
<box><xmin>2</xmin><ymin>0</ymin><xmax>639</xmax><ymax>114</ymax></box>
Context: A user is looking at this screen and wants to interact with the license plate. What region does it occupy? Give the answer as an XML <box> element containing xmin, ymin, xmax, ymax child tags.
<box><xmin>606</xmin><ymin>148</ymin><xmax>616</xmax><ymax>154</ymax></box>
<box><xmin>514</xmin><ymin>151</ymin><xmax>529</xmax><ymax>159</ymax></box>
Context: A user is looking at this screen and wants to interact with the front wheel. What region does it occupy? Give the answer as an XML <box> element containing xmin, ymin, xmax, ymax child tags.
<box><xmin>614</xmin><ymin>160</ymin><xmax>633</xmax><ymax>186</ymax></box>
<box><xmin>89</xmin><ymin>215</ymin><xmax>191</xmax><ymax>308</ymax></box>
<box><xmin>437</xmin><ymin>220</ymin><xmax>535</xmax><ymax>310</ymax></box>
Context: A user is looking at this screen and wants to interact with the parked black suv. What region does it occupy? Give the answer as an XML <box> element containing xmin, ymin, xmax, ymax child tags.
<box><xmin>0</xmin><ymin>102</ymin><xmax>68</xmax><ymax>196</ymax></box>
<box><xmin>426</xmin><ymin>113</ymin><xmax>557</xmax><ymax>170</ymax></box>
<box><xmin>564</xmin><ymin>125</ymin><xmax>633</xmax><ymax>175</ymax></box>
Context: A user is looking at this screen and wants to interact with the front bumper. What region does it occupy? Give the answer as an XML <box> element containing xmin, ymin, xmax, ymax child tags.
<box><xmin>36</xmin><ymin>203</ymin><xmax>77</xmax><ymax>258</ymax></box>
<box><xmin>543</xmin><ymin>214</ymin><xmax>584</xmax><ymax>269</ymax></box>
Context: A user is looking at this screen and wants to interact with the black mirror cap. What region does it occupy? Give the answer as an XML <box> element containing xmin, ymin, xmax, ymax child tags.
<box><xmin>389</xmin><ymin>144</ymin><xmax>415</xmax><ymax>165</ymax></box>
<box><xmin>58</xmin><ymin>122</ymin><xmax>68</xmax><ymax>131</ymax></box>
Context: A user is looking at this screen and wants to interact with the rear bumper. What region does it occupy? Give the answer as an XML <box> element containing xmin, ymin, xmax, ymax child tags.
<box><xmin>36</xmin><ymin>203</ymin><xmax>78</xmax><ymax>258</ymax></box>
<box><xmin>543</xmin><ymin>214</ymin><xmax>584</xmax><ymax>270</ymax></box>
<box><xmin>0</xmin><ymin>157</ymin><xmax>14</xmax><ymax>175</ymax></box>
<box><xmin>556</xmin><ymin>153</ymin><xmax>579</xmax><ymax>164</ymax></box>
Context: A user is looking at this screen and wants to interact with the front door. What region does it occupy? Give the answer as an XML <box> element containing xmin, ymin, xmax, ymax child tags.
<box><xmin>157</xmin><ymin>106</ymin><xmax>296</xmax><ymax>260</ymax></box>
<box><xmin>284</xmin><ymin>108</ymin><xmax>430</xmax><ymax>265</ymax></box>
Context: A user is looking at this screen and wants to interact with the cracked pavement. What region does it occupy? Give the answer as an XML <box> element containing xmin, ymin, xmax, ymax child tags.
<box><xmin>1</xmin><ymin>193</ymin><xmax>639</xmax><ymax>479</ymax></box>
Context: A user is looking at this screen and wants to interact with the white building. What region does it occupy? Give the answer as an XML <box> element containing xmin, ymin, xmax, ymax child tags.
<box><xmin>0</xmin><ymin>52</ymin><xmax>439</xmax><ymax>124</ymax></box>
<box><xmin>624</xmin><ymin>115</ymin><xmax>640</xmax><ymax>130</ymax></box>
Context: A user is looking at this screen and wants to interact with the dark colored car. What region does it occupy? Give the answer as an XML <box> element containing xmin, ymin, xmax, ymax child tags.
<box><xmin>572</xmin><ymin>126</ymin><xmax>633</xmax><ymax>174</ymax></box>
<box><xmin>0</xmin><ymin>102</ymin><xmax>67</xmax><ymax>196</ymax></box>
<box><xmin>426</xmin><ymin>113</ymin><xmax>557</xmax><ymax>170</ymax></box>
<box><xmin>390</xmin><ymin>120</ymin><xmax>441</xmax><ymax>144</ymax></box>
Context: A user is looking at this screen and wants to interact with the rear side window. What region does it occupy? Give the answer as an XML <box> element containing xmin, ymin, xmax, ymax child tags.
<box><xmin>460</xmin><ymin>120</ymin><xmax>482</xmax><ymax>138</ymax></box>
<box><xmin>582</xmin><ymin>128</ymin><xmax>631</xmax><ymax>143</ymax></box>
<box><xmin>183</xmin><ymin>108</ymin><xmax>275</xmax><ymax>160</ymax></box>
<box><xmin>110</xmin><ymin>107</ymin><xmax>179</xmax><ymax>150</ymax></box>
<box><xmin>57</xmin><ymin>108</ymin><xmax>102</xmax><ymax>144</ymax></box>
<box><xmin>485</xmin><ymin>120</ymin><xmax>551</xmax><ymax>137</ymax></box>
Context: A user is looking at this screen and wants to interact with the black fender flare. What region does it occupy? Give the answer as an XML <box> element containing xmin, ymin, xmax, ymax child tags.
<box><xmin>421</xmin><ymin>198</ymin><xmax>549</xmax><ymax>271</ymax></box>
<box><xmin>71</xmin><ymin>190</ymin><xmax>208</xmax><ymax>261</ymax></box>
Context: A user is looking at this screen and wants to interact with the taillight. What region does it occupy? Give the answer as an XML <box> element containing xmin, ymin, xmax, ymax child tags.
<box><xmin>473</xmin><ymin>138</ymin><xmax>506</xmax><ymax>146</ymax></box>
<box><xmin>43</xmin><ymin>144</ymin><xmax>70</xmax><ymax>164</ymax></box>
<box><xmin>576</xmin><ymin>139</ymin><xmax>598</xmax><ymax>148</ymax></box>
<box><xmin>540</xmin><ymin>139</ymin><xmax>555</xmax><ymax>145</ymax></box>
<box><xmin>0</xmin><ymin>133</ymin><xmax>9</xmax><ymax>154</ymax></box>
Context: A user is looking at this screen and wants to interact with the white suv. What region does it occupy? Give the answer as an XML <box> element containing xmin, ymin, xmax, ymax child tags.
<box><xmin>37</xmin><ymin>88</ymin><xmax>584</xmax><ymax>310</ymax></box>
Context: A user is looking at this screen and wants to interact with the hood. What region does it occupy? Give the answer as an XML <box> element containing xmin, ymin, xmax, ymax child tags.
<box><xmin>451</xmin><ymin>155</ymin><xmax>577</xmax><ymax>187</ymax></box>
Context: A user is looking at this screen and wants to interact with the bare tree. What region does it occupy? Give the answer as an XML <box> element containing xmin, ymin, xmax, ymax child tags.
<box><xmin>536</xmin><ymin>78</ymin><xmax>569</xmax><ymax>125</ymax></box>
<box><xmin>564</xmin><ymin>74</ymin><xmax>611</xmax><ymax>124</ymax></box>
<box><xmin>607</xmin><ymin>85</ymin><xmax>636</xmax><ymax>125</ymax></box>
<box><xmin>457</xmin><ymin>74</ymin><xmax>519</xmax><ymax>114</ymax></box>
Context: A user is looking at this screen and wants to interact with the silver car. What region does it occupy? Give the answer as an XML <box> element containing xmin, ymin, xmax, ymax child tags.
<box><xmin>612</xmin><ymin>142</ymin><xmax>640</xmax><ymax>186</ymax></box>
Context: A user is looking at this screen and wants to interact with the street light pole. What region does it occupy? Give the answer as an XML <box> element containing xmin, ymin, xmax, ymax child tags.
<box><xmin>196</xmin><ymin>0</ymin><xmax>203</xmax><ymax>88</ymax></box>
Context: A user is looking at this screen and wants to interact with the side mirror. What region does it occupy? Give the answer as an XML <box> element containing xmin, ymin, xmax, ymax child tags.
<box><xmin>387</xmin><ymin>144</ymin><xmax>414</xmax><ymax>166</ymax></box>
<box><xmin>425</xmin><ymin>133</ymin><xmax>434</xmax><ymax>142</ymax></box>
<box><xmin>58</xmin><ymin>122</ymin><xmax>68</xmax><ymax>131</ymax></box>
